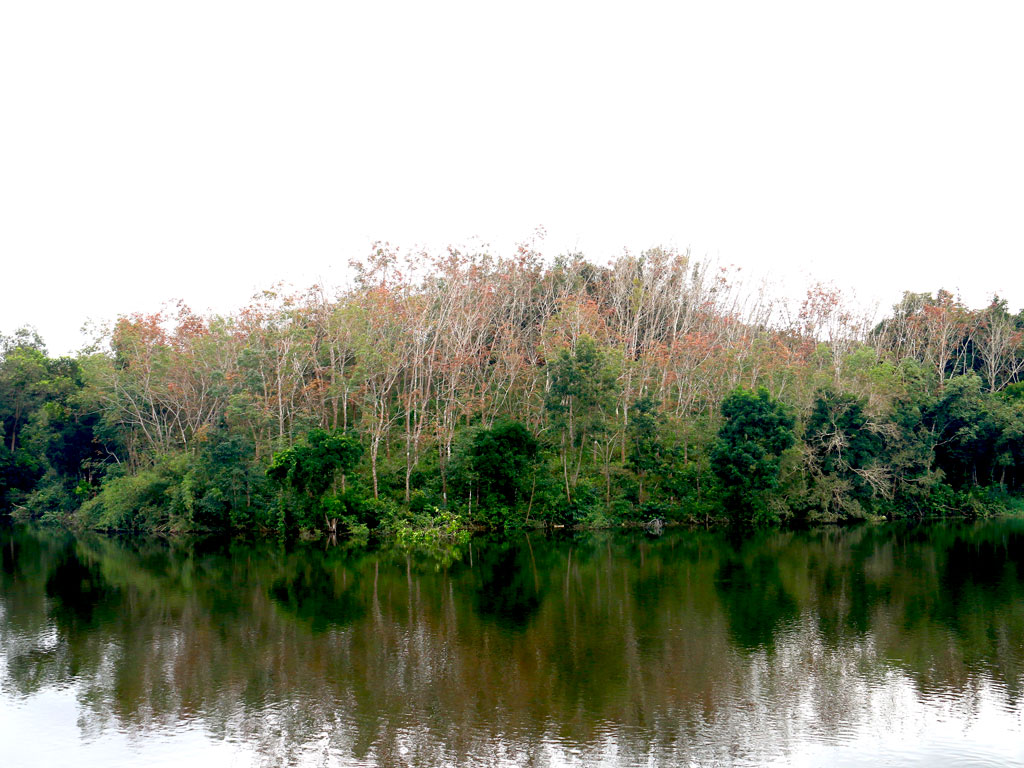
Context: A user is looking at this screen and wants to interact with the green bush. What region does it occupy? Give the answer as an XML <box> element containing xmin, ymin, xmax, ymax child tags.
<box><xmin>76</xmin><ymin>454</ymin><xmax>188</xmax><ymax>531</ymax></box>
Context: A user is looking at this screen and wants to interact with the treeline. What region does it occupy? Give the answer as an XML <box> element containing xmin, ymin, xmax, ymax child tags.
<box><xmin>2</xmin><ymin>246</ymin><xmax>1024</xmax><ymax>534</ymax></box>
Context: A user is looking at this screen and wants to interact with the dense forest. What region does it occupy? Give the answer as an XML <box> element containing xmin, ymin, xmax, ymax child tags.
<box><xmin>2</xmin><ymin>246</ymin><xmax>1024</xmax><ymax>536</ymax></box>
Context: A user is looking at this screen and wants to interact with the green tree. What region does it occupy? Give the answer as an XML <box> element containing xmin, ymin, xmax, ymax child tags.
<box><xmin>466</xmin><ymin>420</ymin><xmax>541</xmax><ymax>523</ymax></box>
<box><xmin>171</xmin><ymin>433</ymin><xmax>274</xmax><ymax>531</ymax></box>
<box><xmin>803</xmin><ymin>389</ymin><xmax>886</xmax><ymax>517</ymax></box>
<box><xmin>267</xmin><ymin>429</ymin><xmax>364</xmax><ymax>532</ymax></box>
<box><xmin>0</xmin><ymin>340</ymin><xmax>49</xmax><ymax>453</ymax></box>
<box><xmin>626</xmin><ymin>395</ymin><xmax>669</xmax><ymax>503</ymax></box>
<box><xmin>927</xmin><ymin>375</ymin><xmax>999</xmax><ymax>489</ymax></box>
<box><xmin>544</xmin><ymin>336</ymin><xmax>619</xmax><ymax>505</ymax></box>
<box><xmin>711</xmin><ymin>387</ymin><xmax>796</xmax><ymax>524</ymax></box>
<box><xmin>0</xmin><ymin>331</ymin><xmax>59</xmax><ymax>511</ymax></box>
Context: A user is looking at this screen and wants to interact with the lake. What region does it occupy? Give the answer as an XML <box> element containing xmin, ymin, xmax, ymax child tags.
<box><xmin>1</xmin><ymin>521</ymin><xmax>1023</xmax><ymax>767</ymax></box>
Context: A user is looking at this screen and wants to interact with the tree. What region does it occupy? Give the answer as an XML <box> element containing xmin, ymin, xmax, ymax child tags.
<box><xmin>0</xmin><ymin>342</ymin><xmax>49</xmax><ymax>452</ymax></box>
<box><xmin>544</xmin><ymin>335</ymin><xmax>619</xmax><ymax>504</ymax></box>
<box><xmin>974</xmin><ymin>297</ymin><xmax>1024</xmax><ymax>392</ymax></box>
<box><xmin>803</xmin><ymin>389</ymin><xmax>887</xmax><ymax>516</ymax></box>
<box><xmin>0</xmin><ymin>332</ymin><xmax>61</xmax><ymax>511</ymax></box>
<box><xmin>466</xmin><ymin>420</ymin><xmax>541</xmax><ymax>515</ymax></box>
<box><xmin>626</xmin><ymin>395</ymin><xmax>669</xmax><ymax>503</ymax></box>
<box><xmin>267</xmin><ymin>429</ymin><xmax>364</xmax><ymax>532</ymax></box>
<box><xmin>711</xmin><ymin>387</ymin><xmax>795</xmax><ymax>524</ymax></box>
<box><xmin>927</xmin><ymin>374</ymin><xmax>1005</xmax><ymax>490</ymax></box>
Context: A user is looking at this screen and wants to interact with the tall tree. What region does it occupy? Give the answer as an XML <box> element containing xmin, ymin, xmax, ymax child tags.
<box><xmin>711</xmin><ymin>387</ymin><xmax>796</xmax><ymax>524</ymax></box>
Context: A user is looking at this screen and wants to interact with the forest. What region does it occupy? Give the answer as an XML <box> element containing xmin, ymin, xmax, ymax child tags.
<box><xmin>2</xmin><ymin>246</ymin><xmax>1024</xmax><ymax>536</ymax></box>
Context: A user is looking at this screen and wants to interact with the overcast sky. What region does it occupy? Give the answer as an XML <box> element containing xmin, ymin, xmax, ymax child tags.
<box><xmin>2</xmin><ymin>1</ymin><xmax>1022</xmax><ymax>354</ymax></box>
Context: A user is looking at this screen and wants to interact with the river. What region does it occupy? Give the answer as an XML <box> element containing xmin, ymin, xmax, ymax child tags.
<box><xmin>1</xmin><ymin>520</ymin><xmax>1023</xmax><ymax>766</ymax></box>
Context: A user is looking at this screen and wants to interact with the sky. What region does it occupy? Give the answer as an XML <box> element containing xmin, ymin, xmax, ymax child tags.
<box><xmin>2</xmin><ymin>1</ymin><xmax>1023</xmax><ymax>355</ymax></box>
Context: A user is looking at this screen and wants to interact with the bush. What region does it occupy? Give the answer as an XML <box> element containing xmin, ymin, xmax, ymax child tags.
<box><xmin>76</xmin><ymin>454</ymin><xmax>188</xmax><ymax>531</ymax></box>
<box><xmin>390</xmin><ymin>507</ymin><xmax>470</xmax><ymax>547</ymax></box>
<box><xmin>549</xmin><ymin>481</ymin><xmax>601</xmax><ymax>527</ymax></box>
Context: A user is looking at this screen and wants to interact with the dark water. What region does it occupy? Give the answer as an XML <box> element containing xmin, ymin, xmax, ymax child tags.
<box><xmin>1</xmin><ymin>521</ymin><xmax>1023</xmax><ymax>767</ymax></box>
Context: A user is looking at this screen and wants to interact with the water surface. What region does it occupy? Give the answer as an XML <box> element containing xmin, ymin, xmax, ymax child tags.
<box><xmin>1</xmin><ymin>521</ymin><xmax>1023</xmax><ymax>766</ymax></box>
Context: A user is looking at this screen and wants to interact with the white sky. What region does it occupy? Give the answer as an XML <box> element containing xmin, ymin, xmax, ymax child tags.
<box><xmin>2</xmin><ymin>1</ymin><xmax>1023</xmax><ymax>355</ymax></box>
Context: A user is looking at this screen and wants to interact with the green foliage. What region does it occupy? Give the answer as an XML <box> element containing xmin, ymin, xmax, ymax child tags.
<box><xmin>550</xmin><ymin>480</ymin><xmax>602</xmax><ymax>527</ymax></box>
<box><xmin>805</xmin><ymin>391</ymin><xmax>881</xmax><ymax>477</ymax></box>
<box><xmin>0</xmin><ymin>343</ymin><xmax>111</xmax><ymax>515</ymax></box>
<box><xmin>72</xmin><ymin>435</ymin><xmax>276</xmax><ymax>534</ymax></box>
<box><xmin>389</xmin><ymin>508</ymin><xmax>470</xmax><ymax>547</ymax></box>
<box><xmin>711</xmin><ymin>388</ymin><xmax>796</xmax><ymax>525</ymax></box>
<box><xmin>545</xmin><ymin>337</ymin><xmax>619</xmax><ymax>433</ymax></box>
<box><xmin>466</xmin><ymin>420</ymin><xmax>541</xmax><ymax>520</ymax></box>
<box><xmin>801</xmin><ymin>389</ymin><xmax>886</xmax><ymax>518</ymax></box>
<box><xmin>76</xmin><ymin>454</ymin><xmax>188</xmax><ymax>531</ymax></box>
<box><xmin>544</xmin><ymin>336</ymin><xmax>620</xmax><ymax>505</ymax></box>
<box><xmin>1003</xmin><ymin>382</ymin><xmax>1024</xmax><ymax>403</ymax></box>
<box><xmin>268</xmin><ymin>429</ymin><xmax>363</xmax><ymax>499</ymax></box>
<box><xmin>268</xmin><ymin>429</ymin><xmax>364</xmax><ymax>533</ymax></box>
<box><xmin>173</xmin><ymin>434</ymin><xmax>275</xmax><ymax>531</ymax></box>
<box><xmin>4</xmin><ymin>259</ymin><xmax>1024</xmax><ymax>538</ymax></box>
<box><xmin>926</xmin><ymin>374</ymin><xmax>1024</xmax><ymax>491</ymax></box>
<box><xmin>626</xmin><ymin>395</ymin><xmax>669</xmax><ymax>498</ymax></box>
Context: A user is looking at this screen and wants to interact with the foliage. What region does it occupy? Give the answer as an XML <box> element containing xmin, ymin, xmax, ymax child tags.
<box><xmin>1</xmin><ymin>251</ymin><xmax>1023</xmax><ymax>535</ymax></box>
<box><xmin>711</xmin><ymin>388</ymin><xmax>796</xmax><ymax>525</ymax></box>
<box><xmin>459</xmin><ymin>420</ymin><xmax>542</xmax><ymax>527</ymax></box>
<box><xmin>267</xmin><ymin>429</ymin><xmax>364</xmax><ymax>533</ymax></box>
<box><xmin>75</xmin><ymin>454</ymin><xmax>188</xmax><ymax>531</ymax></box>
<box><xmin>544</xmin><ymin>336</ymin><xmax>620</xmax><ymax>505</ymax></box>
<box><xmin>389</xmin><ymin>508</ymin><xmax>470</xmax><ymax>548</ymax></box>
<box><xmin>801</xmin><ymin>389</ymin><xmax>886</xmax><ymax>519</ymax></box>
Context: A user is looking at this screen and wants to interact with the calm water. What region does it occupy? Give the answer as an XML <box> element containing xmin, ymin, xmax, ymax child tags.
<box><xmin>1</xmin><ymin>521</ymin><xmax>1023</xmax><ymax>767</ymax></box>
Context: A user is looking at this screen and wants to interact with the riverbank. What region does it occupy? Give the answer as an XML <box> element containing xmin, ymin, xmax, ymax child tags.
<box><xmin>9</xmin><ymin>485</ymin><xmax>1024</xmax><ymax>548</ymax></box>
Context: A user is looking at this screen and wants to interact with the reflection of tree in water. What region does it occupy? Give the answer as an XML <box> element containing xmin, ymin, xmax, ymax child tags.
<box><xmin>942</xmin><ymin>528</ymin><xmax>1024</xmax><ymax>597</ymax></box>
<box><xmin>269</xmin><ymin>562</ymin><xmax>365</xmax><ymax>632</ymax></box>
<box><xmin>45</xmin><ymin>543</ymin><xmax>117</xmax><ymax>630</ymax></box>
<box><xmin>1</xmin><ymin>532</ymin><xmax>122</xmax><ymax>698</ymax></box>
<box><xmin>468</xmin><ymin>539</ymin><xmax>542</xmax><ymax>631</ymax></box>
<box><xmin>795</xmin><ymin>521</ymin><xmax>1024</xmax><ymax>704</ymax></box>
<box><xmin>2</xmin><ymin>522</ymin><xmax>1024</xmax><ymax>765</ymax></box>
<box><xmin>808</xmin><ymin>528</ymin><xmax>893</xmax><ymax>641</ymax></box>
<box><xmin>1</xmin><ymin>529</ymin><xmax>19</xmax><ymax>575</ymax></box>
<box><xmin>715</xmin><ymin>547</ymin><xmax>797</xmax><ymax>652</ymax></box>
<box><xmin>928</xmin><ymin>524</ymin><xmax>1024</xmax><ymax>702</ymax></box>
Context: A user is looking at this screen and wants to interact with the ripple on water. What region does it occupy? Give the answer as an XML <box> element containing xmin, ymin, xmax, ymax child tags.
<box><xmin>3</xmin><ymin>522</ymin><xmax>1024</xmax><ymax>767</ymax></box>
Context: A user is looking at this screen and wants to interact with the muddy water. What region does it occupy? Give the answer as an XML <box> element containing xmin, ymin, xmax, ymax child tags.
<box><xmin>1</xmin><ymin>521</ymin><xmax>1023</xmax><ymax>766</ymax></box>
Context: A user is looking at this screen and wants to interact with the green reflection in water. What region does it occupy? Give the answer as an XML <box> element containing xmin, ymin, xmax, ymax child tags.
<box><xmin>1</xmin><ymin>520</ymin><xmax>1023</xmax><ymax>766</ymax></box>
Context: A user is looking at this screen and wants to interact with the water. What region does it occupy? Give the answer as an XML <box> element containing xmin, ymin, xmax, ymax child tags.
<box><xmin>1</xmin><ymin>521</ymin><xmax>1023</xmax><ymax>767</ymax></box>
